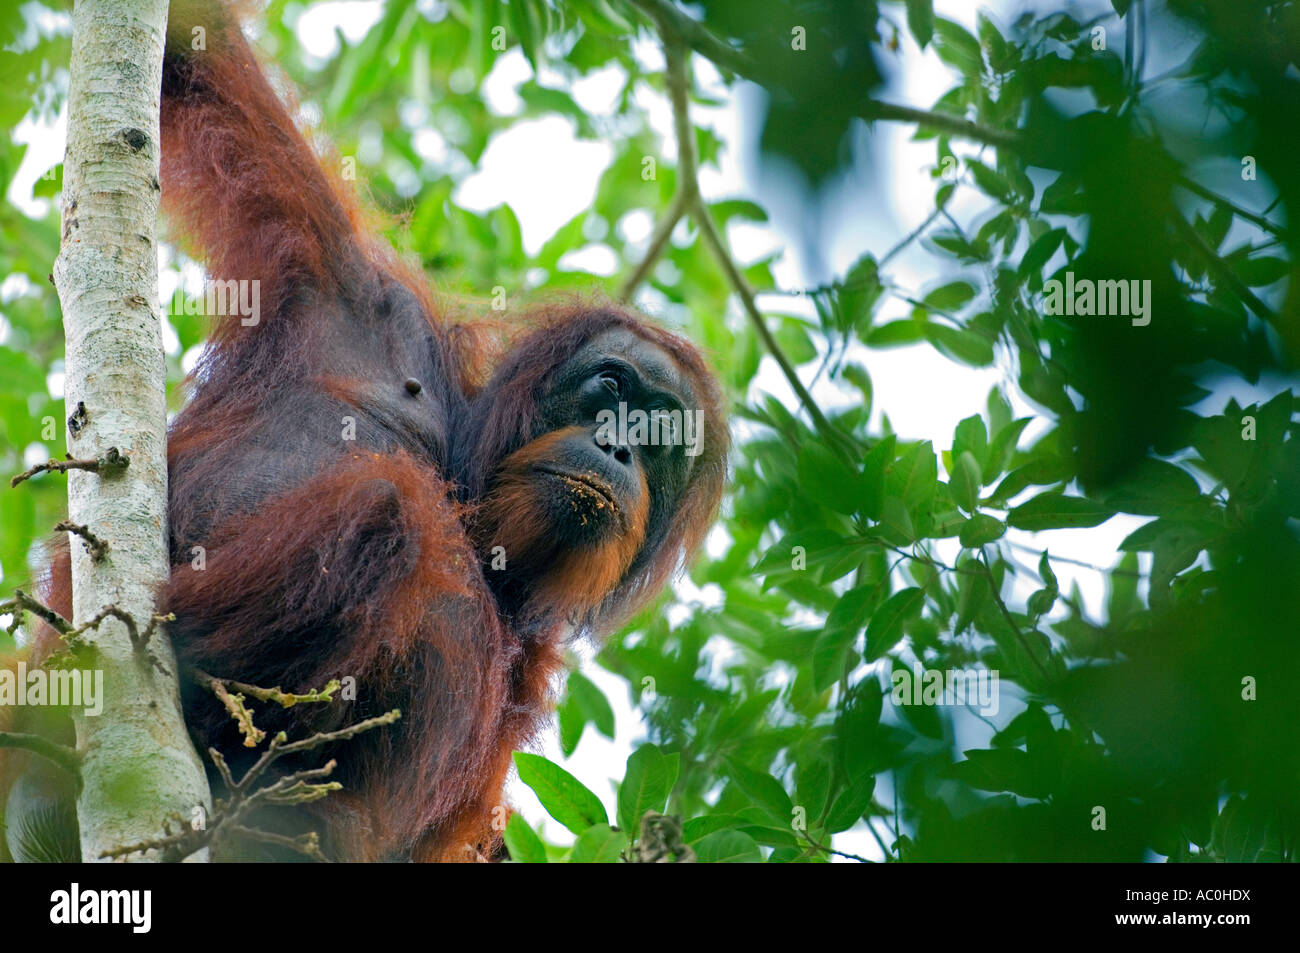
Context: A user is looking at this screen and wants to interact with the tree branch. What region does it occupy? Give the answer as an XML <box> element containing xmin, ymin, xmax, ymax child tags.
<box><xmin>638</xmin><ymin>33</ymin><xmax>860</xmax><ymax>462</ymax></box>
<box><xmin>102</xmin><ymin>710</ymin><xmax>401</xmax><ymax>862</ymax></box>
<box><xmin>191</xmin><ymin>668</ymin><xmax>265</xmax><ymax>748</ymax></box>
<box><xmin>0</xmin><ymin>589</ymin><xmax>73</xmax><ymax>635</ymax></box>
<box><xmin>618</xmin><ymin>186</ymin><xmax>690</xmax><ymax>302</ymax></box>
<box><xmin>627</xmin><ymin>0</ymin><xmax>1020</xmax><ymax>150</ymax></box>
<box><xmin>1170</xmin><ymin>210</ymin><xmax>1280</xmax><ymax>329</ymax></box>
<box><xmin>55</xmin><ymin>519</ymin><xmax>108</xmax><ymax>561</ymax></box>
<box><xmin>1176</xmin><ymin>174</ymin><xmax>1288</xmax><ymax>240</ymax></box>
<box><xmin>10</xmin><ymin>447</ymin><xmax>129</xmax><ymax>488</ymax></box>
<box><xmin>0</xmin><ymin>731</ymin><xmax>83</xmax><ymax>777</ymax></box>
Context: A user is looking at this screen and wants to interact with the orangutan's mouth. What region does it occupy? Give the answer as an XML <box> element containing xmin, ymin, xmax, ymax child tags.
<box><xmin>535</xmin><ymin>466</ymin><xmax>619</xmax><ymax>508</ymax></box>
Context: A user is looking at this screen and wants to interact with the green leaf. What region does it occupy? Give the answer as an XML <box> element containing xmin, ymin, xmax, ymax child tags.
<box><xmin>507</xmin><ymin>0</ymin><xmax>543</xmax><ymax>69</ymax></box>
<box><xmin>774</xmin><ymin>317</ymin><xmax>818</xmax><ymax>364</ymax></box>
<box><xmin>824</xmin><ymin>583</ymin><xmax>874</xmax><ymax>638</ymax></box>
<box><xmin>1007</xmin><ymin>493</ymin><xmax>1112</xmax><ymax>531</ymax></box>
<box><xmin>503</xmin><ymin>814</ymin><xmax>548</xmax><ymax>863</ymax></box>
<box><xmin>569</xmin><ymin>824</ymin><xmax>628</xmax><ymax>863</ymax></box>
<box><xmin>1234</xmin><ymin>256</ymin><xmax>1288</xmax><ymax>286</ymax></box>
<box><xmin>816</xmin><ymin>585</ymin><xmax>874</xmax><ymax>689</ymax></box>
<box><xmin>708</xmin><ymin>199</ymin><xmax>769</xmax><ymax>225</ymax></box>
<box><xmin>534</xmin><ymin>212</ymin><xmax>586</xmax><ymax>270</ymax></box>
<box><xmin>865</xmin><ymin>587</ymin><xmax>925</xmax><ymax>660</ymax></box>
<box><xmin>868</xmin><ymin>319</ymin><xmax>927</xmax><ymax>348</ymax></box>
<box><xmin>1100</xmin><ymin>460</ymin><xmax>1208</xmax><ymax>519</ymax></box>
<box><xmin>513</xmin><ymin>752</ymin><xmax>608</xmax><ymax>836</ymax></box>
<box><xmin>924</xmin><ymin>280</ymin><xmax>977</xmax><ymax>311</ymax></box>
<box><xmin>797</xmin><ymin>442</ymin><xmax>861</xmax><ymax>515</ymax></box>
<box><xmin>556</xmin><ymin>695</ymin><xmax>585</xmax><ymax>757</ymax></box>
<box><xmin>1118</xmin><ymin>520</ymin><xmax>1218</xmax><ymax>597</ymax></box>
<box><xmin>1037</xmin><ymin>550</ymin><xmax>1058</xmax><ymax>591</ymax></box>
<box><xmin>1212</xmin><ymin>796</ymin><xmax>1282</xmax><ymax>863</ymax></box>
<box><xmin>954</xmin><ymin>556</ymin><xmax>989</xmax><ymax>633</ymax></box>
<box><xmin>567</xmin><ymin>670</ymin><xmax>615</xmax><ymax>739</ymax></box>
<box><xmin>1020</xmin><ymin>227</ymin><xmax>1066</xmax><ymax>280</ymax></box>
<box><xmin>886</xmin><ymin>440</ymin><xmax>938</xmax><ymax>511</ymax></box>
<box><xmin>953</xmin><ymin>414</ymin><xmax>989</xmax><ymax>471</ymax></box>
<box><xmin>617</xmin><ymin>744</ymin><xmax>679</xmax><ymax>836</ymax></box>
<box><xmin>694</xmin><ymin>829</ymin><xmax>762</xmax><ymax>863</ymax></box>
<box><xmin>842</xmin><ymin>364</ymin><xmax>873</xmax><ymax>414</ymax></box>
<box><xmin>838</xmin><ymin>254</ymin><xmax>881</xmax><ymax>333</ymax></box>
<box><xmin>1027</xmin><ymin>586</ymin><xmax>1057</xmax><ymax>616</ymax></box>
<box><xmin>924</xmin><ymin>323</ymin><xmax>995</xmax><ymax>367</ymax></box>
<box><xmin>796</xmin><ymin>760</ymin><xmax>831</xmax><ymax>822</ymax></box>
<box><xmin>950</xmin><ymin>451</ymin><xmax>984</xmax><ymax>514</ymax></box>
<box><xmin>860</xmin><ymin>434</ymin><xmax>896</xmax><ymax>520</ymax></box>
<box><xmin>725</xmin><ymin>759</ymin><xmax>794</xmax><ymax>824</ymax></box>
<box><xmin>879</xmin><ymin>495</ymin><xmax>915</xmax><ymax>544</ymax></box>
<box><xmin>949</xmin><ymin>748</ymin><xmax>1050</xmax><ymax>799</ymax></box>
<box><xmin>681</xmin><ymin>814</ymin><xmax>747</xmax><ymax>843</ymax></box>
<box><xmin>933</xmin><ymin>18</ymin><xmax>983</xmax><ymax>76</ymax></box>
<box><xmin>959</xmin><ymin>514</ymin><xmax>1005</xmax><ymax>547</ymax></box>
<box><xmin>988</xmin><ymin>456</ymin><xmax>1072</xmax><ymax>503</ymax></box>
<box><xmin>905</xmin><ymin>0</ymin><xmax>934</xmax><ymax>47</ymax></box>
<box><xmin>968</xmin><ymin>161</ymin><xmax>1013</xmax><ymax>202</ymax></box>
<box><xmin>754</xmin><ymin>529</ymin><xmax>858</xmax><ymax>579</ymax></box>
<box><xmin>824</xmin><ymin>773</ymin><xmax>875</xmax><ymax>833</ymax></box>
<box><xmin>1106</xmin><ymin>551</ymin><xmax>1142</xmax><ymax>622</ymax></box>
<box><xmin>985</xmin><ymin>417</ymin><xmax>1032</xmax><ymax>483</ymax></box>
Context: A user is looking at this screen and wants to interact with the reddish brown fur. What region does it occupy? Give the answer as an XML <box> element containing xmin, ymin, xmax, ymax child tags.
<box><xmin>474</xmin><ymin>426</ymin><xmax>652</xmax><ymax>620</ymax></box>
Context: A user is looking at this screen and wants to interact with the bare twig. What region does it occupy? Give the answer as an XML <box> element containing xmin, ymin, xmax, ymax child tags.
<box><xmin>618</xmin><ymin>28</ymin><xmax>700</xmax><ymax>304</ymax></box>
<box><xmin>102</xmin><ymin>710</ymin><xmax>401</xmax><ymax>862</ymax></box>
<box><xmin>1169</xmin><ymin>210</ymin><xmax>1280</xmax><ymax>329</ymax></box>
<box><xmin>692</xmin><ymin>204</ymin><xmax>860</xmax><ymax>461</ymax></box>
<box><xmin>191</xmin><ymin>669</ymin><xmax>341</xmax><ymax>709</ymax></box>
<box><xmin>190</xmin><ymin>668</ymin><xmax>342</xmax><ymax>749</ymax></box>
<box><xmin>192</xmin><ymin>668</ymin><xmax>265</xmax><ymax>748</ymax></box>
<box><xmin>98</xmin><ymin>817</ymin><xmax>205</xmax><ymax>863</ymax></box>
<box><xmin>0</xmin><ymin>596</ymin><xmax>172</xmax><ymax>669</ymax></box>
<box><xmin>880</xmin><ymin>204</ymin><xmax>947</xmax><ymax>269</ymax></box>
<box><xmin>799</xmin><ymin>831</ymin><xmax>872</xmax><ymax>863</ymax></box>
<box><xmin>70</xmin><ymin>604</ymin><xmax>171</xmax><ymax>660</ymax></box>
<box><xmin>977</xmin><ymin>548</ymin><xmax>1053</xmax><ymax>685</ymax></box>
<box><xmin>1006</xmin><ymin>538</ymin><xmax>1144</xmax><ymax>577</ymax></box>
<box><xmin>226</xmin><ymin>825</ymin><xmax>328</xmax><ymax>862</ymax></box>
<box><xmin>859</xmin><ymin>99</ymin><xmax>1021</xmax><ymax>151</ymax></box>
<box><xmin>0</xmin><ymin>589</ymin><xmax>72</xmax><ymax>635</ymax></box>
<box><xmin>55</xmin><ymin>519</ymin><xmax>108</xmax><ymax>561</ymax></box>
<box><xmin>640</xmin><ymin>34</ymin><xmax>860</xmax><ymax>462</ymax></box>
<box><xmin>1175</xmin><ymin>175</ymin><xmax>1288</xmax><ymax>239</ymax></box>
<box><xmin>10</xmin><ymin>447</ymin><xmax>128</xmax><ymax>488</ymax></box>
<box><xmin>273</xmin><ymin>709</ymin><xmax>402</xmax><ymax>759</ymax></box>
<box><xmin>618</xmin><ymin>186</ymin><xmax>691</xmax><ymax>301</ymax></box>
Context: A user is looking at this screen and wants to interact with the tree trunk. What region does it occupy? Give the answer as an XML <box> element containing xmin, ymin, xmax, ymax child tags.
<box><xmin>53</xmin><ymin>0</ymin><xmax>210</xmax><ymax>862</ymax></box>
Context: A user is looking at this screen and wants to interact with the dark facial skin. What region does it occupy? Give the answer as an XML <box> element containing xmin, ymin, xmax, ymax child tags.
<box><xmin>470</xmin><ymin>325</ymin><xmax>703</xmax><ymax>623</ymax></box>
<box><xmin>531</xmin><ymin>327</ymin><xmax>698</xmax><ymax>546</ymax></box>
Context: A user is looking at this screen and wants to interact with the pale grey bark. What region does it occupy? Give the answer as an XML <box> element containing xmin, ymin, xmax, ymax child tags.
<box><xmin>52</xmin><ymin>0</ymin><xmax>210</xmax><ymax>862</ymax></box>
